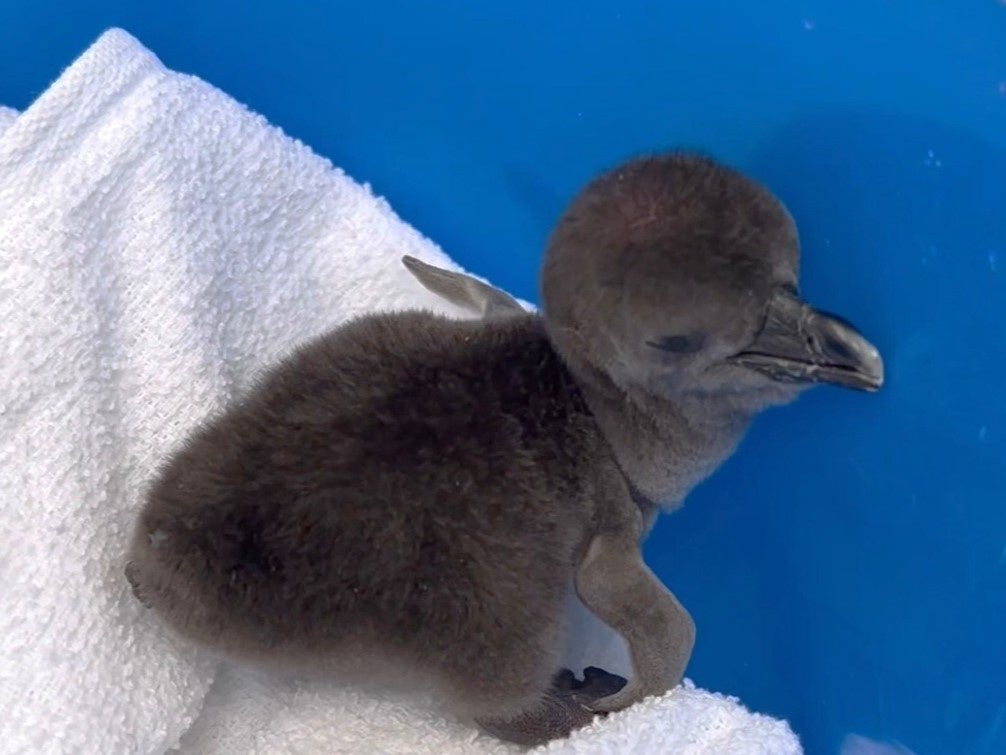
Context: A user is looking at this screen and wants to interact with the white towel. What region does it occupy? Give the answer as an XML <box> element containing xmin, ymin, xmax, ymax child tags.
<box><xmin>0</xmin><ymin>106</ymin><xmax>18</xmax><ymax>135</ymax></box>
<box><xmin>0</xmin><ymin>29</ymin><xmax>802</xmax><ymax>755</ymax></box>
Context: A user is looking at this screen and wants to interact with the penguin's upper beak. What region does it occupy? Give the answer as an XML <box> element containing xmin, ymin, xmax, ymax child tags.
<box><xmin>729</xmin><ymin>288</ymin><xmax>884</xmax><ymax>392</ymax></box>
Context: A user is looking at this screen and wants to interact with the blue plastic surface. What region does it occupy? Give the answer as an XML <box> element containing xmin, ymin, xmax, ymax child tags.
<box><xmin>3</xmin><ymin>2</ymin><xmax>1004</xmax><ymax>752</ymax></box>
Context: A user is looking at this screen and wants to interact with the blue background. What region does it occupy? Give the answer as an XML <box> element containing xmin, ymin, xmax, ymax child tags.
<box><xmin>3</xmin><ymin>2</ymin><xmax>1004</xmax><ymax>753</ymax></box>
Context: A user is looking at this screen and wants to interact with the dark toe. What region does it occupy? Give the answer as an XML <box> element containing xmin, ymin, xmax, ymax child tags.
<box><xmin>573</xmin><ymin>666</ymin><xmax>627</xmax><ymax>703</ymax></box>
<box><xmin>551</xmin><ymin>667</ymin><xmax>579</xmax><ymax>692</ymax></box>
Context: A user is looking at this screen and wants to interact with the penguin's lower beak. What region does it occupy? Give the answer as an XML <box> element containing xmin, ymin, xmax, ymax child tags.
<box><xmin>729</xmin><ymin>289</ymin><xmax>884</xmax><ymax>392</ymax></box>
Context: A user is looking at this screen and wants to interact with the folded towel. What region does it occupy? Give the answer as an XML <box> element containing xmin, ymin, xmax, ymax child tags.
<box><xmin>0</xmin><ymin>29</ymin><xmax>802</xmax><ymax>755</ymax></box>
<box><xmin>0</xmin><ymin>106</ymin><xmax>18</xmax><ymax>135</ymax></box>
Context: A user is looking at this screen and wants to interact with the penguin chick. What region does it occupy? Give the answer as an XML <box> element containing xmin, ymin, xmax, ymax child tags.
<box><xmin>125</xmin><ymin>152</ymin><xmax>883</xmax><ymax>747</ymax></box>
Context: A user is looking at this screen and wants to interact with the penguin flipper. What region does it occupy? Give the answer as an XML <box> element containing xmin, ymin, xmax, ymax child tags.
<box><xmin>575</xmin><ymin>532</ymin><xmax>696</xmax><ymax>713</ymax></box>
<box><xmin>401</xmin><ymin>255</ymin><xmax>524</xmax><ymax>318</ymax></box>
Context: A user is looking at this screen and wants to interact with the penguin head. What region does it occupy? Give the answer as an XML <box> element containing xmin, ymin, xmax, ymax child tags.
<box><xmin>541</xmin><ymin>153</ymin><xmax>883</xmax><ymax>410</ymax></box>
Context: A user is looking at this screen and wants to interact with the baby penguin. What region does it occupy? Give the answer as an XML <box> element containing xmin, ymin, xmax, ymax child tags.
<box><xmin>125</xmin><ymin>153</ymin><xmax>883</xmax><ymax>747</ymax></box>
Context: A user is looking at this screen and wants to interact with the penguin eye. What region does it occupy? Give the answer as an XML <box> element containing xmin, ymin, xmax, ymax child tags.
<box><xmin>646</xmin><ymin>334</ymin><xmax>705</xmax><ymax>354</ymax></box>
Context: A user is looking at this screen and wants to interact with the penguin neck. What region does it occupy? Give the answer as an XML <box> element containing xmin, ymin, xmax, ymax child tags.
<box><xmin>575</xmin><ymin>364</ymin><xmax>754</xmax><ymax>514</ymax></box>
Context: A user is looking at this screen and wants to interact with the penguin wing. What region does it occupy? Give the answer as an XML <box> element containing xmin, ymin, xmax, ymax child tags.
<box><xmin>402</xmin><ymin>255</ymin><xmax>525</xmax><ymax>318</ymax></box>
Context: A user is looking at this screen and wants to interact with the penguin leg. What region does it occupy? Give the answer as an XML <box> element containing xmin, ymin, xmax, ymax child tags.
<box><xmin>573</xmin><ymin>532</ymin><xmax>695</xmax><ymax>713</ymax></box>
<box><xmin>475</xmin><ymin>666</ymin><xmax>627</xmax><ymax>747</ymax></box>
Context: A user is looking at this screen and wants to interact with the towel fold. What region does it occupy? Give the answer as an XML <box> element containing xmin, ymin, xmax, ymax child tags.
<box><xmin>0</xmin><ymin>106</ymin><xmax>18</xmax><ymax>135</ymax></box>
<box><xmin>0</xmin><ymin>29</ymin><xmax>801</xmax><ymax>754</ymax></box>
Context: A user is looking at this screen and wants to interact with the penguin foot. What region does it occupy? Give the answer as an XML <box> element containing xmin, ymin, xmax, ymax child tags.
<box><xmin>476</xmin><ymin>666</ymin><xmax>627</xmax><ymax>747</ymax></box>
<box><xmin>567</xmin><ymin>665</ymin><xmax>629</xmax><ymax>707</ymax></box>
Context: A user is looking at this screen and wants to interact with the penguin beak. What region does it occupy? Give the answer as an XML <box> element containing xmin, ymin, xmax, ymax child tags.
<box><xmin>729</xmin><ymin>289</ymin><xmax>884</xmax><ymax>391</ymax></box>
